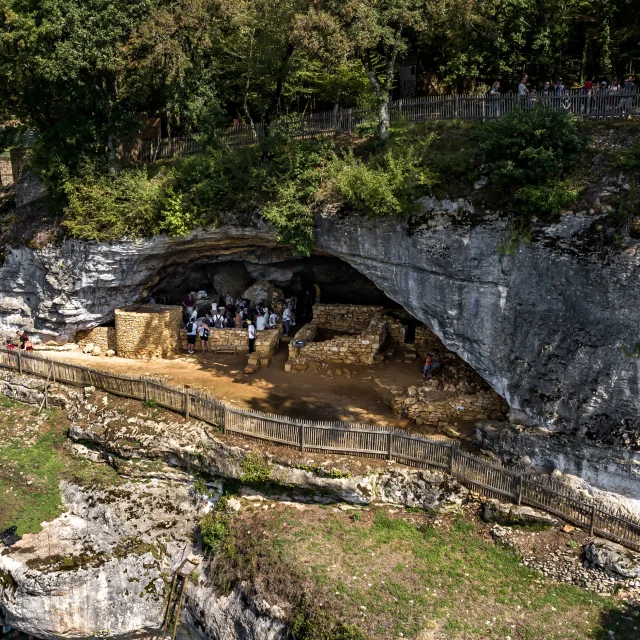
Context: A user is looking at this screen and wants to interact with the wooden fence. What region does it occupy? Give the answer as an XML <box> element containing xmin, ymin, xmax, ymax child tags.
<box><xmin>1</xmin><ymin>347</ymin><xmax>639</xmax><ymax>553</ymax></box>
<box><xmin>131</xmin><ymin>89</ymin><xmax>640</xmax><ymax>162</ymax></box>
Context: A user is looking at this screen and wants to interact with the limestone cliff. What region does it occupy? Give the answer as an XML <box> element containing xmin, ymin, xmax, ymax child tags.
<box><xmin>0</xmin><ymin>202</ymin><xmax>639</xmax><ymax>435</ymax></box>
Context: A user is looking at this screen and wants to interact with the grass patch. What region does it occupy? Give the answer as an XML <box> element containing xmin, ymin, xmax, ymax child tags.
<box><xmin>0</xmin><ymin>400</ymin><xmax>120</xmax><ymax>536</ymax></box>
<box><xmin>211</xmin><ymin>505</ymin><xmax>640</xmax><ymax>640</ymax></box>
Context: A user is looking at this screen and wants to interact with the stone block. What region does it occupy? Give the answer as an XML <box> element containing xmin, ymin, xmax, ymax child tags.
<box><xmin>244</xmin><ymin>364</ymin><xmax>260</xmax><ymax>374</ymax></box>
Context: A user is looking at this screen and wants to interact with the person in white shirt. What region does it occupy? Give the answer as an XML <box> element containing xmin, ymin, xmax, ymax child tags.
<box><xmin>225</xmin><ymin>292</ymin><xmax>234</xmax><ymax>307</ymax></box>
<box><xmin>247</xmin><ymin>321</ymin><xmax>256</xmax><ymax>354</ymax></box>
<box><xmin>282</xmin><ymin>307</ymin><xmax>292</xmax><ymax>336</ymax></box>
<box><xmin>256</xmin><ymin>312</ymin><xmax>267</xmax><ymax>331</ymax></box>
<box><xmin>268</xmin><ymin>311</ymin><xmax>278</xmax><ymax>329</ymax></box>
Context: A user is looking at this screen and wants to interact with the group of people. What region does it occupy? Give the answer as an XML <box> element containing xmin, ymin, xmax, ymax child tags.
<box><xmin>5</xmin><ymin>331</ymin><xmax>33</xmax><ymax>352</ymax></box>
<box><xmin>486</xmin><ymin>74</ymin><xmax>636</xmax><ymax>116</ymax></box>
<box><xmin>182</xmin><ymin>290</ymin><xmax>301</xmax><ymax>355</ymax></box>
<box><xmin>422</xmin><ymin>350</ymin><xmax>442</xmax><ymax>380</ymax></box>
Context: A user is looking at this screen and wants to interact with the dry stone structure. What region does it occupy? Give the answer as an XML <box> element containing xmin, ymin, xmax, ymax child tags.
<box><xmin>287</xmin><ymin>305</ymin><xmax>388</xmax><ymax>369</ymax></box>
<box><xmin>114</xmin><ymin>305</ymin><xmax>182</xmax><ymax>359</ymax></box>
<box><xmin>75</xmin><ymin>327</ymin><xmax>117</xmax><ymax>353</ymax></box>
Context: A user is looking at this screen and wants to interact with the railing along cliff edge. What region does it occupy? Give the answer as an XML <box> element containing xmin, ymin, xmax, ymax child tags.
<box><xmin>1</xmin><ymin>347</ymin><xmax>639</xmax><ymax>553</ymax></box>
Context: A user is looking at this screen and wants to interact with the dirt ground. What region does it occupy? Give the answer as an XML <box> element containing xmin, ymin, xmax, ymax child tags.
<box><xmin>44</xmin><ymin>340</ymin><xmax>432</xmax><ymax>431</ymax></box>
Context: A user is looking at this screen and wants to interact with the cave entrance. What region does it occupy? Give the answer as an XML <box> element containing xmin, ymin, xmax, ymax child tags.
<box><xmin>149</xmin><ymin>255</ymin><xmax>400</xmax><ymax>320</ymax></box>
<box><xmin>141</xmin><ymin>252</ymin><xmax>508</xmax><ymax>434</ymax></box>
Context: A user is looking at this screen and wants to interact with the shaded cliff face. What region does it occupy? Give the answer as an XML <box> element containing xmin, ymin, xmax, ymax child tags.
<box><xmin>315</xmin><ymin>206</ymin><xmax>640</xmax><ymax>435</ymax></box>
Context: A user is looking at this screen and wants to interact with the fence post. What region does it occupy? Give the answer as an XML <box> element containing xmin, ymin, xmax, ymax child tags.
<box><xmin>517</xmin><ymin>475</ymin><xmax>523</xmax><ymax>506</ymax></box>
<box><xmin>455</xmin><ymin>94</ymin><xmax>460</xmax><ymax>119</ymax></box>
<box><xmin>143</xmin><ymin>379</ymin><xmax>149</xmax><ymax>402</ymax></box>
<box><xmin>589</xmin><ymin>504</ymin><xmax>596</xmax><ymax>537</ymax></box>
<box><xmin>449</xmin><ymin>444</ymin><xmax>455</xmax><ymax>475</ymax></box>
<box><xmin>299</xmin><ymin>423</ymin><xmax>305</xmax><ymax>452</ymax></box>
<box><xmin>184</xmin><ymin>386</ymin><xmax>191</xmax><ymax>420</ymax></box>
<box><xmin>222</xmin><ymin>406</ymin><xmax>227</xmax><ymax>435</ymax></box>
<box><xmin>387</xmin><ymin>431</ymin><xmax>393</xmax><ymax>460</ymax></box>
<box><xmin>17</xmin><ymin>350</ymin><xmax>22</xmax><ymax>375</ymax></box>
<box><xmin>347</xmin><ymin>108</ymin><xmax>353</xmax><ymax>134</ymax></box>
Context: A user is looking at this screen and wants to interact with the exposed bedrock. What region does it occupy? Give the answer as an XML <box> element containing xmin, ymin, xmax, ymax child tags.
<box><xmin>1</xmin><ymin>202</ymin><xmax>639</xmax><ymax>434</ymax></box>
<box><xmin>315</xmin><ymin>207</ymin><xmax>640</xmax><ymax>436</ymax></box>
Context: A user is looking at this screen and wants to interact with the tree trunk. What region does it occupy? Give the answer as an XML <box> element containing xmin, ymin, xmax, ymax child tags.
<box><xmin>378</xmin><ymin>97</ymin><xmax>390</xmax><ymax>140</ymax></box>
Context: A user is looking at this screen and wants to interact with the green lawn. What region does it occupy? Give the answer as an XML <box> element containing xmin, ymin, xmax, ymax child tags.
<box><xmin>216</xmin><ymin>503</ymin><xmax>640</xmax><ymax>640</ymax></box>
<box><xmin>0</xmin><ymin>397</ymin><xmax>119</xmax><ymax>535</ymax></box>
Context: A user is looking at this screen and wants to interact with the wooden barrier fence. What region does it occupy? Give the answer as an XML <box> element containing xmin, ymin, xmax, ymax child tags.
<box><xmin>126</xmin><ymin>89</ymin><xmax>640</xmax><ymax>163</ymax></box>
<box><xmin>1</xmin><ymin>347</ymin><xmax>639</xmax><ymax>553</ymax></box>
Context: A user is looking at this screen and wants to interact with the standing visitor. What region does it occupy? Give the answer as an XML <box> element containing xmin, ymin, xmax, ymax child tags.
<box><xmin>518</xmin><ymin>77</ymin><xmax>529</xmax><ymax>106</ymax></box>
<box><xmin>212</xmin><ymin>309</ymin><xmax>224</xmax><ymax>329</ymax></box>
<box><xmin>314</xmin><ymin>283</ymin><xmax>321</xmax><ymax>303</ymax></box>
<box><xmin>235</xmin><ymin>309</ymin><xmax>243</xmax><ymax>328</ymax></box>
<box><xmin>554</xmin><ymin>78</ymin><xmax>565</xmax><ymax>96</ymax></box>
<box><xmin>256</xmin><ymin>310</ymin><xmax>267</xmax><ymax>331</ymax></box>
<box><xmin>282</xmin><ymin>306</ymin><xmax>292</xmax><ymax>336</ymax></box>
<box><xmin>198</xmin><ymin>321</ymin><xmax>210</xmax><ymax>353</ymax></box>
<box><xmin>489</xmin><ymin>81</ymin><xmax>501</xmax><ymax>117</ymax></box>
<box><xmin>225</xmin><ymin>292</ymin><xmax>234</xmax><ymax>308</ymax></box>
<box><xmin>186</xmin><ymin>318</ymin><xmax>197</xmax><ymax>355</ymax></box>
<box><xmin>247</xmin><ymin>320</ymin><xmax>256</xmax><ymax>354</ymax></box>
<box><xmin>268</xmin><ymin>310</ymin><xmax>278</xmax><ymax>329</ymax></box>
<box><xmin>620</xmin><ymin>76</ymin><xmax>635</xmax><ymax>116</ymax></box>
<box><xmin>182</xmin><ymin>292</ymin><xmax>196</xmax><ymax>320</ymax></box>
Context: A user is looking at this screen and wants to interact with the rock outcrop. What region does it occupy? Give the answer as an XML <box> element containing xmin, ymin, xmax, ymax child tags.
<box><xmin>1</xmin><ymin>202</ymin><xmax>640</xmax><ymax>434</ymax></box>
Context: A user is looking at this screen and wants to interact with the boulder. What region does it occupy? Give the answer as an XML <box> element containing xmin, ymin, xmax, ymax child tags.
<box><xmin>241</xmin><ymin>280</ymin><xmax>282</xmax><ymax>307</ymax></box>
<box><xmin>91</xmin><ymin>346</ymin><xmax>101</xmax><ymax>356</ymax></box>
<box><xmin>82</xmin><ymin>342</ymin><xmax>95</xmax><ymax>354</ymax></box>
<box><xmin>583</xmin><ymin>539</ymin><xmax>640</xmax><ymax>578</ymax></box>
<box><xmin>105</xmin><ymin>349</ymin><xmax>116</xmax><ymax>357</ymax></box>
<box><xmin>482</xmin><ymin>498</ymin><xmax>559</xmax><ymax>528</ymax></box>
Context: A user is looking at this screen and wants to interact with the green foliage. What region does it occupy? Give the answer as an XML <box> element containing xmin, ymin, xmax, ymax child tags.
<box><xmin>512</xmin><ymin>182</ymin><xmax>580</xmax><ymax>218</ymax></box>
<box><xmin>239</xmin><ymin>452</ymin><xmax>273</xmax><ymax>484</ymax></box>
<box><xmin>199</xmin><ymin>496</ymin><xmax>235</xmax><ymax>554</ymax></box>
<box><xmin>330</xmin><ymin>138</ymin><xmax>438</xmax><ymax>217</ymax></box>
<box><xmin>328</xmin><ymin>468</ymin><xmax>350</xmax><ymax>479</ymax></box>
<box><xmin>478</xmin><ymin>108</ymin><xmax>587</xmax><ymax>190</ymax></box>
<box><xmin>142</xmin><ymin>399</ymin><xmax>158</xmax><ymax>409</ymax></box>
<box><xmin>61</xmin><ymin>166</ymin><xmax>165</xmax><ymax>241</ymax></box>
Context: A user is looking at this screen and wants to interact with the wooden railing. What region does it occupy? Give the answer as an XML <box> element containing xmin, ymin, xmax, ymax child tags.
<box><xmin>129</xmin><ymin>89</ymin><xmax>640</xmax><ymax>161</ymax></box>
<box><xmin>1</xmin><ymin>347</ymin><xmax>639</xmax><ymax>552</ymax></box>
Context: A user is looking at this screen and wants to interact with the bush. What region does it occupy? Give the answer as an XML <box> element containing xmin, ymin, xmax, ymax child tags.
<box><xmin>478</xmin><ymin>107</ymin><xmax>587</xmax><ymax>190</ymax></box>
<box><xmin>62</xmin><ymin>166</ymin><xmax>165</xmax><ymax>241</ymax></box>
<box><xmin>199</xmin><ymin>496</ymin><xmax>235</xmax><ymax>554</ymax></box>
<box><xmin>330</xmin><ymin>144</ymin><xmax>437</xmax><ymax>217</ymax></box>
<box><xmin>239</xmin><ymin>453</ymin><xmax>273</xmax><ymax>484</ymax></box>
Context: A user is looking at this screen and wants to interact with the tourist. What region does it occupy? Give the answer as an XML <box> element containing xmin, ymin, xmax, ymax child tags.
<box><xmin>198</xmin><ymin>321</ymin><xmax>210</xmax><ymax>353</ymax></box>
<box><xmin>554</xmin><ymin>78</ymin><xmax>565</xmax><ymax>96</ymax></box>
<box><xmin>225</xmin><ymin>292</ymin><xmax>234</xmax><ymax>308</ymax></box>
<box><xmin>541</xmin><ymin>81</ymin><xmax>551</xmax><ymax>98</ymax></box>
<box><xmin>225</xmin><ymin>310</ymin><xmax>235</xmax><ymax>328</ymax></box>
<box><xmin>5</xmin><ymin>338</ymin><xmax>16</xmax><ymax>351</ymax></box>
<box><xmin>212</xmin><ymin>309</ymin><xmax>225</xmax><ymax>329</ymax></box>
<box><xmin>489</xmin><ymin>81</ymin><xmax>501</xmax><ymax>117</ymax></box>
<box><xmin>247</xmin><ymin>320</ymin><xmax>256</xmax><ymax>354</ymax></box>
<box><xmin>235</xmin><ymin>309</ymin><xmax>243</xmax><ymax>328</ymax></box>
<box><xmin>282</xmin><ymin>306</ymin><xmax>292</xmax><ymax>336</ymax></box>
<box><xmin>314</xmin><ymin>283</ymin><xmax>321</xmax><ymax>303</ymax></box>
<box><xmin>620</xmin><ymin>76</ymin><xmax>635</xmax><ymax>115</ymax></box>
<box><xmin>186</xmin><ymin>318</ymin><xmax>197</xmax><ymax>355</ymax></box>
<box><xmin>205</xmin><ymin>312</ymin><xmax>212</xmax><ymax>327</ymax></box>
<box><xmin>256</xmin><ymin>310</ymin><xmax>267</xmax><ymax>331</ymax></box>
<box><xmin>422</xmin><ymin>353</ymin><xmax>433</xmax><ymax>379</ymax></box>
<box><xmin>268</xmin><ymin>310</ymin><xmax>278</xmax><ymax>329</ymax></box>
<box><xmin>518</xmin><ymin>77</ymin><xmax>529</xmax><ymax>104</ymax></box>
<box><xmin>182</xmin><ymin>292</ymin><xmax>196</xmax><ymax>320</ymax></box>
<box><xmin>431</xmin><ymin>350</ymin><xmax>442</xmax><ymax>375</ymax></box>
<box><xmin>16</xmin><ymin>330</ymin><xmax>32</xmax><ymax>351</ymax></box>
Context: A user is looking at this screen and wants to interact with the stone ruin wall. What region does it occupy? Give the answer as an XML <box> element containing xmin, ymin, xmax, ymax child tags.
<box><xmin>288</xmin><ymin>317</ymin><xmax>387</xmax><ymax>367</ymax></box>
<box><xmin>115</xmin><ymin>305</ymin><xmax>182</xmax><ymax>359</ymax></box>
<box><xmin>75</xmin><ymin>327</ymin><xmax>117</xmax><ymax>353</ymax></box>
<box><xmin>180</xmin><ymin>326</ymin><xmax>282</xmax><ymax>359</ymax></box>
<box><xmin>312</xmin><ymin>304</ymin><xmax>384</xmax><ymax>333</ymax></box>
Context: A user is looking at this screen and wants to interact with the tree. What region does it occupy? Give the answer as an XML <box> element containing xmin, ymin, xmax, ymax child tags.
<box><xmin>295</xmin><ymin>0</ymin><xmax>445</xmax><ymax>140</ymax></box>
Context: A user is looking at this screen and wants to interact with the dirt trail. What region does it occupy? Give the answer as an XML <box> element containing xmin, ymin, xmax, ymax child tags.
<box><xmin>45</xmin><ymin>342</ymin><xmax>431</xmax><ymax>432</ymax></box>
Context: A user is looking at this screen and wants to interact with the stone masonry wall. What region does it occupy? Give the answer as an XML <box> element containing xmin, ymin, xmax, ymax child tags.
<box><xmin>288</xmin><ymin>317</ymin><xmax>387</xmax><ymax>367</ymax></box>
<box><xmin>312</xmin><ymin>304</ymin><xmax>384</xmax><ymax>333</ymax></box>
<box><xmin>180</xmin><ymin>327</ymin><xmax>281</xmax><ymax>358</ymax></box>
<box><xmin>115</xmin><ymin>305</ymin><xmax>182</xmax><ymax>359</ymax></box>
<box><xmin>75</xmin><ymin>327</ymin><xmax>116</xmax><ymax>352</ymax></box>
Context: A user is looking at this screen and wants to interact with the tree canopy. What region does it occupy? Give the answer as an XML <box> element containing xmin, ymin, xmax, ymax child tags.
<box><xmin>0</xmin><ymin>0</ymin><xmax>639</xmax><ymax>169</ymax></box>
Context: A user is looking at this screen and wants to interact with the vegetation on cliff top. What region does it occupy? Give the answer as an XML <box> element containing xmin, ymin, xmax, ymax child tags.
<box><xmin>57</xmin><ymin>108</ymin><xmax>596</xmax><ymax>253</ymax></box>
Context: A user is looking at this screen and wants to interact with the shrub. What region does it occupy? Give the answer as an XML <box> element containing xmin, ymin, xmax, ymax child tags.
<box><xmin>512</xmin><ymin>182</ymin><xmax>579</xmax><ymax>218</ymax></box>
<box><xmin>199</xmin><ymin>496</ymin><xmax>235</xmax><ymax>553</ymax></box>
<box><xmin>478</xmin><ymin>107</ymin><xmax>587</xmax><ymax>190</ymax></box>
<box><xmin>62</xmin><ymin>166</ymin><xmax>165</xmax><ymax>241</ymax></box>
<box><xmin>291</xmin><ymin>600</ymin><xmax>369</xmax><ymax>640</ymax></box>
<box><xmin>239</xmin><ymin>452</ymin><xmax>273</xmax><ymax>484</ymax></box>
